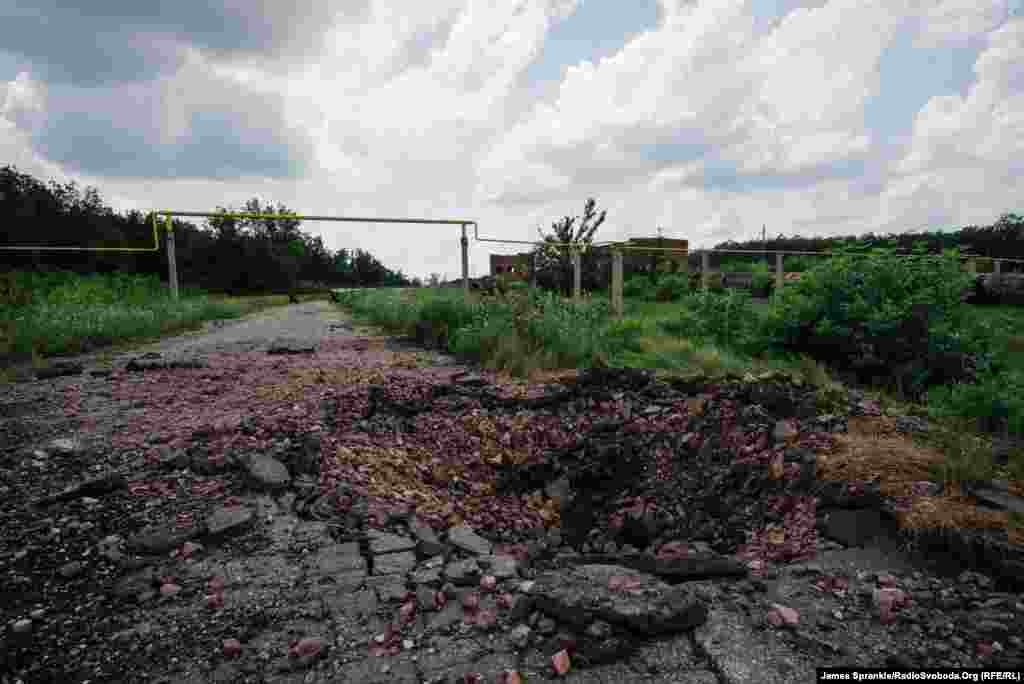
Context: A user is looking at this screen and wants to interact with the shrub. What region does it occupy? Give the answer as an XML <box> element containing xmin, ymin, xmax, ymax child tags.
<box><xmin>750</xmin><ymin>262</ymin><xmax>774</xmax><ymax>293</ymax></box>
<box><xmin>754</xmin><ymin>242</ymin><xmax>985</xmax><ymax>399</ymax></box>
<box><xmin>926</xmin><ymin>369</ymin><xmax>1024</xmax><ymax>438</ymax></box>
<box><xmin>779</xmin><ymin>255</ymin><xmax>819</xmax><ymax>272</ymax></box>
<box><xmin>603</xmin><ymin>318</ymin><xmax>648</xmax><ymax>358</ymax></box>
<box><xmin>658</xmin><ymin>288</ymin><xmax>762</xmax><ymax>353</ymax></box>
<box><xmin>706</xmin><ymin>272</ymin><xmax>725</xmax><ymax>292</ymax></box>
<box><xmin>623</xmin><ymin>275</ymin><xmax>652</xmax><ymax>299</ymax></box>
<box><xmin>654</xmin><ymin>274</ymin><xmax>690</xmax><ymax>302</ymax></box>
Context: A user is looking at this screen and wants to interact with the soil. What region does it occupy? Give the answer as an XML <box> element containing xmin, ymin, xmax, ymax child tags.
<box><xmin>2</xmin><ymin>299</ymin><xmax>1023</xmax><ymax>683</ymax></box>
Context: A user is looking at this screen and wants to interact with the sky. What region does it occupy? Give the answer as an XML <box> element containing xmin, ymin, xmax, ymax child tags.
<box><xmin>2</xmin><ymin>0</ymin><xmax>1022</xmax><ymax>281</ymax></box>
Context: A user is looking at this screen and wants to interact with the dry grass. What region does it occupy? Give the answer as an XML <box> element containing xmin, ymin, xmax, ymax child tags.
<box><xmin>814</xmin><ymin>414</ymin><xmax>1024</xmax><ymax>545</ymax></box>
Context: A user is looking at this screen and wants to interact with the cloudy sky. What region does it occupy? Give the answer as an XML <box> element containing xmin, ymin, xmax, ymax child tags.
<box><xmin>2</xmin><ymin>0</ymin><xmax>1022</xmax><ymax>280</ymax></box>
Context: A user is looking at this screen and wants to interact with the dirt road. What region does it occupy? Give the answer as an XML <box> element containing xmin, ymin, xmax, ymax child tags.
<box><xmin>2</xmin><ymin>300</ymin><xmax>1023</xmax><ymax>683</ymax></box>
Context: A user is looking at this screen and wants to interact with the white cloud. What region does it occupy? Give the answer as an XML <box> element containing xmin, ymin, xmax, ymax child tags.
<box><xmin>912</xmin><ymin>0</ymin><xmax>1009</xmax><ymax>48</ymax></box>
<box><xmin>887</xmin><ymin>18</ymin><xmax>1023</xmax><ymax>228</ymax></box>
<box><xmin>1</xmin><ymin>0</ymin><xmax>1020</xmax><ymax>281</ymax></box>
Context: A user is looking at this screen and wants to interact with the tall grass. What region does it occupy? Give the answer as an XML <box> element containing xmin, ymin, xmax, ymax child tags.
<box><xmin>334</xmin><ymin>286</ymin><xmax>646</xmax><ymax>375</ymax></box>
<box><xmin>1</xmin><ymin>270</ymin><xmax>246</xmax><ymax>361</ymax></box>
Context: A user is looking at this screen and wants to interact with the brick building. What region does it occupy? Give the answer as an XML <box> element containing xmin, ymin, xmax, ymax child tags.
<box><xmin>489</xmin><ymin>252</ymin><xmax>532</xmax><ymax>280</ymax></box>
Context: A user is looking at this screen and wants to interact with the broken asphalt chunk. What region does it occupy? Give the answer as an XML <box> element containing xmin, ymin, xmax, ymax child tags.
<box><xmin>32</xmin><ymin>472</ymin><xmax>127</xmax><ymax>507</ymax></box>
<box><xmin>529</xmin><ymin>564</ymin><xmax>708</xmax><ymax>635</ymax></box>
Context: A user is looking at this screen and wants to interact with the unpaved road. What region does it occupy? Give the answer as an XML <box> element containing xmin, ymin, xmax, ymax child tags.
<box><xmin>2</xmin><ymin>300</ymin><xmax>1024</xmax><ymax>683</ymax></box>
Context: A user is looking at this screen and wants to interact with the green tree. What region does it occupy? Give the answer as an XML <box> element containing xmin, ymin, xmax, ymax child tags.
<box><xmin>533</xmin><ymin>198</ymin><xmax>607</xmax><ymax>296</ymax></box>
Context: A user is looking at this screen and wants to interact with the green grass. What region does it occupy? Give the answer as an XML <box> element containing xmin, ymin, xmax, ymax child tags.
<box><xmin>0</xmin><ymin>270</ymin><xmax>317</xmax><ymax>374</ymax></box>
<box><xmin>332</xmin><ymin>282</ymin><xmax>1024</xmax><ymax>484</ymax></box>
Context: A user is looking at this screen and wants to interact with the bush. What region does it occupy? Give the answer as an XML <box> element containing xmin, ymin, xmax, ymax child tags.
<box><xmin>779</xmin><ymin>255</ymin><xmax>819</xmax><ymax>272</ymax></box>
<box><xmin>750</xmin><ymin>262</ymin><xmax>774</xmax><ymax>293</ymax></box>
<box><xmin>706</xmin><ymin>272</ymin><xmax>725</xmax><ymax>292</ymax></box>
<box><xmin>623</xmin><ymin>275</ymin><xmax>652</xmax><ymax>299</ymax></box>
<box><xmin>754</xmin><ymin>242</ymin><xmax>985</xmax><ymax>399</ymax></box>
<box><xmin>654</xmin><ymin>274</ymin><xmax>691</xmax><ymax>302</ymax></box>
<box><xmin>926</xmin><ymin>368</ymin><xmax>1024</xmax><ymax>438</ymax></box>
<box><xmin>658</xmin><ymin>289</ymin><xmax>762</xmax><ymax>353</ymax></box>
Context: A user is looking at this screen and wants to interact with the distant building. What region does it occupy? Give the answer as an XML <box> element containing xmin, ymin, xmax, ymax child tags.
<box><xmin>490</xmin><ymin>252</ymin><xmax>532</xmax><ymax>280</ymax></box>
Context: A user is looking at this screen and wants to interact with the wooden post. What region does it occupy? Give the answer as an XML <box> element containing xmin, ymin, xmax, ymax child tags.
<box><xmin>572</xmin><ymin>247</ymin><xmax>582</xmax><ymax>303</ymax></box>
<box><xmin>775</xmin><ymin>252</ymin><xmax>784</xmax><ymax>298</ymax></box>
<box><xmin>612</xmin><ymin>249</ymin><xmax>624</xmax><ymax>318</ymax></box>
<box><xmin>165</xmin><ymin>215</ymin><xmax>179</xmax><ymax>301</ymax></box>
<box><xmin>461</xmin><ymin>224</ymin><xmax>469</xmax><ymax>295</ymax></box>
<box><xmin>701</xmin><ymin>251</ymin><xmax>710</xmax><ymax>290</ymax></box>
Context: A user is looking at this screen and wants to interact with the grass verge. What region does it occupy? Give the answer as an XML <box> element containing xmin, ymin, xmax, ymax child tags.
<box><xmin>1</xmin><ymin>270</ymin><xmax>326</xmax><ymax>380</ymax></box>
<box><xmin>332</xmin><ymin>284</ymin><xmax>1024</xmax><ymax>546</ymax></box>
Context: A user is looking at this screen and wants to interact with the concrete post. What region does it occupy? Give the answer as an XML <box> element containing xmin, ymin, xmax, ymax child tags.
<box><xmin>775</xmin><ymin>252</ymin><xmax>784</xmax><ymax>297</ymax></box>
<box><xmin>165</xmin><ymin>215</ymin><xmax>179</xmax><ymax>301</ymax></box>
<box><xmin>612</xmin><ymin>249</ymin><xmax>624</xmax><ymax>318</ymax></box>
<box><xmin>572</xmin><ymin>247</ymin><xmax>582</xmax><ymax>303</ymax></box>
<box><xmin>995</xmin><ymin>259</ymin><xmax>1002</xmax><ymax>276</ymax></box>
<box><xmin>461</xmin><ymin>224</ymin><xmax>469</xmax><ymax>296</ymax></box>
<box><xmin>701</xmin><ymin>251</ymin><xmax>710</xmax><ymax>290</ymax></box>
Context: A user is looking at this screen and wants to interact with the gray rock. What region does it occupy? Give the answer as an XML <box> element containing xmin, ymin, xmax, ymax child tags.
<box><xmin>306</xmin><ymin>542</ymin><xmax>366</xmax><ymax>576</ymax></box>
<box><xmin>58</xmin><ymin>560</ymin><xmax>85</xmax><ymax>578</ymax></box>
<box><xmin>49</xmin><ymin>437</ymin><xmax>82</xmax><ymax>454</ymax></box>
<box><xmin>333</xmin><ymin>655</ymin><xmax>419</xmax><ymax>684</ymax></box>
<box><xmin>416</xmin><ymin>586</ymin><xmax>439</xmax><ymax>612</ymax></box>
<box><xmin>267</xmin><ymin>343</ymin><xmax>316</xmax><ymax>355</ymax></box>
<box><xmin>97</xmin><ymin>535</ymin><xmax>124</xmax><ymax>562</ymax></box>
<box><xmin>33</xmin><ymin>473</ymin><xmax>128</xmax><ymax>507</ymax></box>
<box><xmin>476</xmin><ymin>554</ymin><xmax>520</xmax><ymax>580</ymax></box>
<box><xmin>454</xmin><ymin>373</ymin><xmax>487</xmax><ymax>386</ymax></box>
<box><xmin>329</xmin><ymin>587</ymin><xmax>377</xmax><ymax>619</ymax></box>
<box><xmin>111</xmin><ymin>568</ymin><xmax>158</xmax><ymax>602</ymax></box>
<box><xmin>530</xmin><ymin>564</ymin><xmax>708</xmax><ymax>635</ymax></box>
<box><xmin>411</xmin><ymin>566</ymin><xmax>442</xmax><ymax>587</ymax></box>
<box><xmin>823</xmin><ymin>509</ymin><xmax>893</xmax><ymax>547</ymax></box>
<box><xmin>368</xmin><ymin>530</ymin><xmax>417</xmax><ymax>555</ymax></box>
<box><xmin>36</xmin><ymin>362</ymin><xmax>84</xmax><ymax>380</ymax></box>
<box><xmin>694</xmin><ymin>609</ymin><xmax>816</xmax><ymax>684</ymax></box>
<box><xmin>204</xmin><ymin>506</ymin><xmax>255</xmax><ymax>541</ymax></box>
<box><xmin>368</xmin><ymin>576</ymin><xmax>409</xmax><ymax>603</ymax></box>
<box><xmin>447</xmin><ymin>524</ymin><xmax>492</xmax><ymax>556</ymax></box>
<box><xmin>427</xmin><ymin>601</ymin><xmax>464</xmax><ymax>632</ymax></box>
<box><xmin>509</xmin><ymin>624</ymin><xmax>532</xmax><ymax>649</ymax></box>
<box><xmin>544</xmin><ymin>476</ymin><xmax>572</xmax><ymax>505</ymax></box>
<box><xmin>443</xmin><ymin>558</ymin><xmax>482</xmax><ymax>587</ymax></box>
<box><xmin>242</xmin><ymin>454</ymin><xmax>291</xmax><ymax>491</ymax></box>
<box><xmin>409</xmin><ymin>516</ymin><xmax>445</xmax><ymax>557</ymax></box>
<box><xmin>374</xmin><ymin>551</ymin><xmax>417</xmax><ymax>576</ymax></box>
<box><xmin>126</xmin><ymin>520</ymin><xmax>200</xmax><ymax>555</ymax></box>
<box><xmin>965</xmin><ymin>480</ymin><xmax>1024</xmax><ymax>515</ymax></box>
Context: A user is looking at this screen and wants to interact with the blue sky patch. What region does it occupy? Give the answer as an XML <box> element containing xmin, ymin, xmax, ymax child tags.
<box><xmin>863</xmin><ymin>31</ymin><xmax>985</xmax><ymax>144</ymax></box>
<box><xmin>522</xmin><ymin>0</ymin><xmax>660</xmax><ymax>85</ymax></box>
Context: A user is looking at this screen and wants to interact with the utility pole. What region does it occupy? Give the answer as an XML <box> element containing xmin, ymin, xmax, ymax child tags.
<box><xmin>762</xmin><ymin>224</ymin><xmax>767</xmax><ymax>265</ymax></box>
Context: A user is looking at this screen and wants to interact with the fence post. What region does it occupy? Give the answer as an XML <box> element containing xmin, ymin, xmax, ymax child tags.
<box><xmin>165</xmin><ymin>215</ymin><xmax>179</xmax><ymax>301</ymax></box>
<box><xmin>701</xmin><ymin>251</ymin><xmax>710</xmax><ymax>290</ymax></box>
<box><xmin>612</xmin><ymin>249</ymin><xmax>624</xmax><ymax>318</ymax></box>
<box><xmin>967</xmin><ymin>257</ymin><xmax>977</xmax><ymax>276</ymax></box>
<box><xmin>573</xmin><ymin>247</ymin><xmax>582</xmax><ymax>303</ymax></box>
<box><xmin>461</xmin><ymin>224</ymin><xmax>469</xmax><ymax>296</ymax></box>
<box><xmin>775</xmin><ymin>252</ymin><xmax>784</xmax><ymax>298</ymax></box>
<box><xmin>995</xmin><ymin>259</ymin><xmax>1002</xmax><ymax>276</ymax></box>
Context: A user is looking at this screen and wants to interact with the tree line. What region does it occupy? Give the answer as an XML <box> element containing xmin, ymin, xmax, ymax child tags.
<box><xmin>3</xmin><ymin>164</ymin><xmax>1021</xmax><ymax>296</ymax></box>
<box><xmin>525</xmin><ymin>201</ymin><xmax>1024</xmax><ymax>295</ymax></box>
<box><xmin>0</xmin><ymin>165</ymin><xmax>420</xmax><ymax>293</ymax></box>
